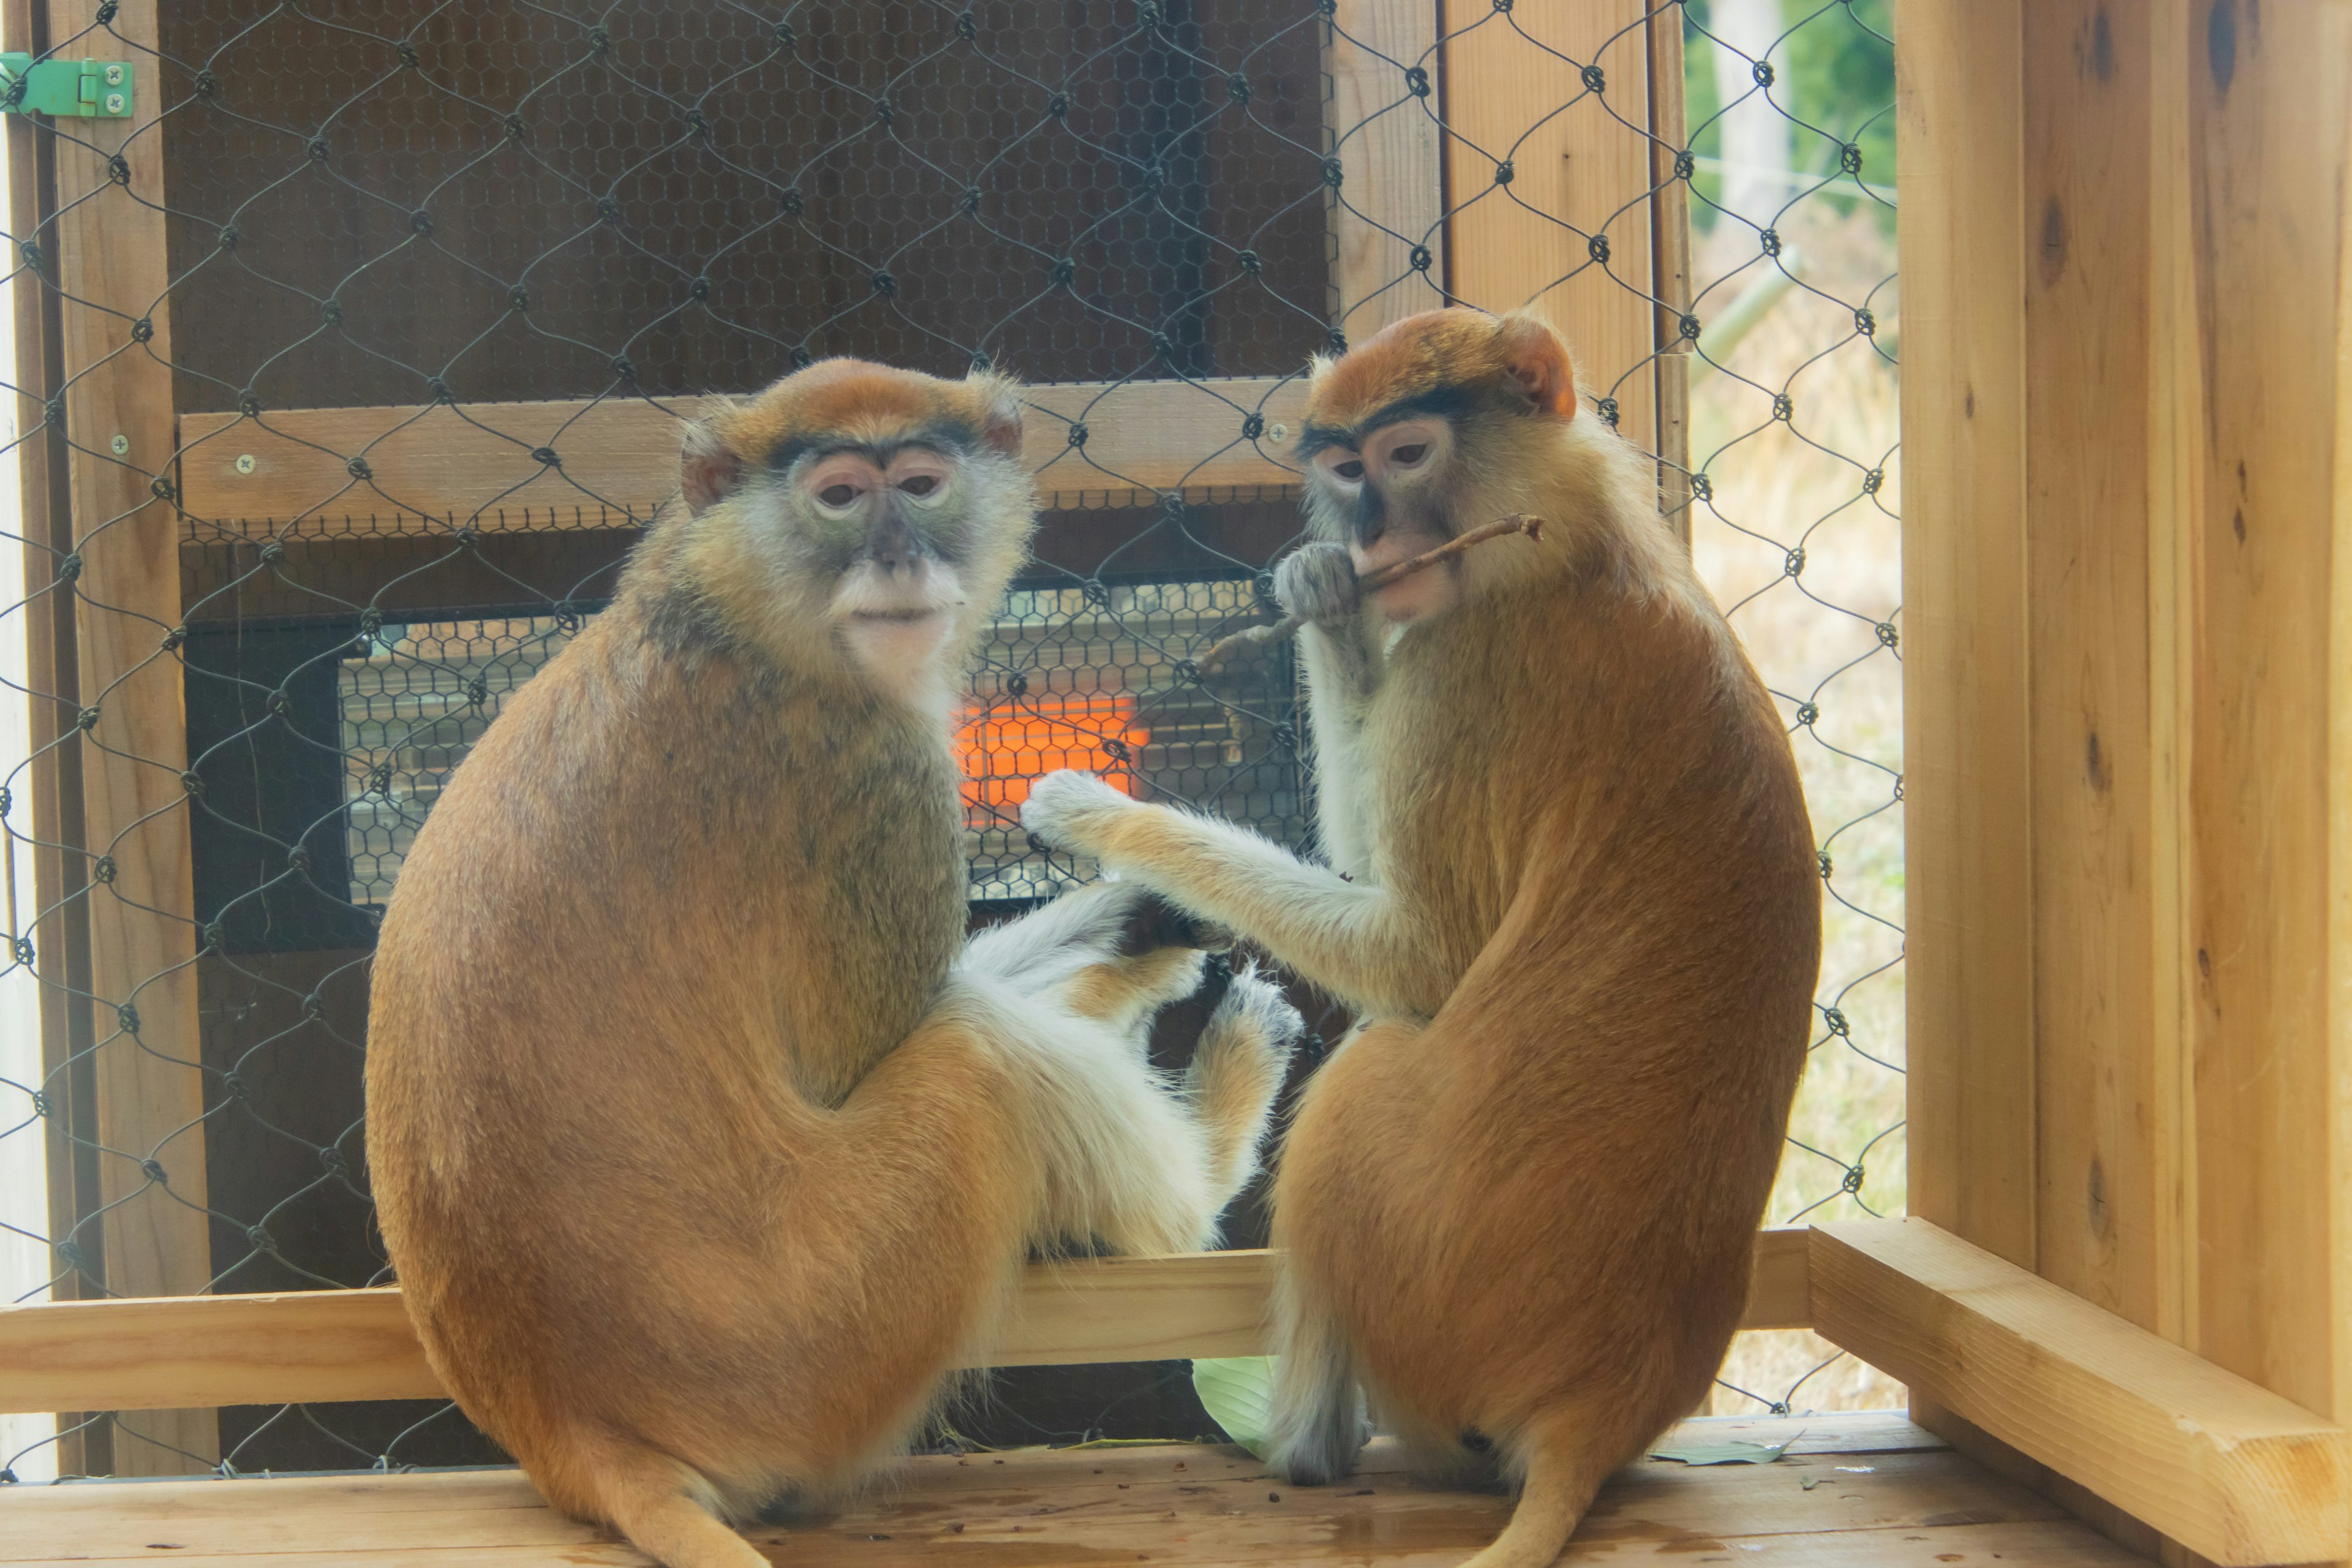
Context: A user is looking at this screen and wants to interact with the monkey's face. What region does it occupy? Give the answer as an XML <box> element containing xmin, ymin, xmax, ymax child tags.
<box><xmin>787</xmin><ymin>439</ymin><xmax>981</xmax><ymax>688</ymax></box>
<box><xmin>1300</xmin><ymin>308</ymin><xmax>1584</xmax><ymax>626</ymax></box>
<box><xmin>676</xmin><ymin>359</ymin><xmax>1038</xmax><ymax>710</ymax></box>
<box><xmin>1306</xmin><ymin>415</ymin><xmax>1461</xmax><ymax>625</ymax></box>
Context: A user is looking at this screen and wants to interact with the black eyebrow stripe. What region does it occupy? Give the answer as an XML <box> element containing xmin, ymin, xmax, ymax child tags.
<box><xmin>1294</xmin><ymin>383</ymin><xmax>1490</xmax><ymax>462</ymax></box>
<box><xmin>766</xmin><ymin>420</ymin><xmax>982</xmax><ymax>473</ymax></box>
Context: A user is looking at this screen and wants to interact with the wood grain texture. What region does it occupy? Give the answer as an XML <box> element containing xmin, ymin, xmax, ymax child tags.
<box><xmin>178</xmin><ymin>379</ymin><xmax>1311</xmax><ymax>535</ymax></box>
<box><xmin>1812</xmin><ymin>1219</ymin><xmax>2351</xmax><ymax>1567</ymax></box>
<box><xmin>0</xmin><ymin>1413</ymin><xmax>2157</xmax><ymax>1567</ymax></box>
<box><xmin>2170</xmin><ymin>0</ymin><xmax>2352</xmax><ymax>1430</ymax></box>
<box><xmin>1646</xmin><ymin>0</ymin><xmax>1694</xmax><ymax>540</ymax></box>
<box><xmin>1327</xmin><ymin>0</ymin><xmax>1445</xmax><ymax>336</ymax></box>
<box><xmin>1894</xmin><ymin>0</ymin><xmax>2037</xmax><ymax>1272</ymax></box>
<box><xmin>1439</xmin><ymin>0</ymin><xmax>1658</xmax><ymax>451</ymax></box>
<box><xmin>46</xmin><ymin>0</ymin><xmax>212</xmax><ymax>1471</ymax></box>
<box><xmin>2021</xmin><ymin>0</ymin><xmax>2160</xmax><ymax>1334</ymax></box>
<box><xmin>0</xmin><ymin>1231</ymin><xmax>1813</xmax><ymax>1414</ymax></box>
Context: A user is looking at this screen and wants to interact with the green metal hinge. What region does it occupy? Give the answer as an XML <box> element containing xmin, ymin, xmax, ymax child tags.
<box><xmin>0</xmin><ymin>54</ymin><xmax>134</xmax><ymax>118</ymax></box>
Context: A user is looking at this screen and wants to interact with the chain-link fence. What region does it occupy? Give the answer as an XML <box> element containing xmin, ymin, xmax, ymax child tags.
<box><xmin>0</xmin><ymin>0</ymin><xmax>1899</xmax><ymax>1479</ymax></box>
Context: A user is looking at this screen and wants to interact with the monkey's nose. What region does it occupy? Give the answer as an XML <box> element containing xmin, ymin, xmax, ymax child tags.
<box><xmin>867</xmin><ymin>515</ymin><xmax>924</xmax><ymax>576</ymax></box>
<box><xmin>1350</xmin><ymin>486</ymin><xmax>1389</xmax><ymax>550</ymax></box>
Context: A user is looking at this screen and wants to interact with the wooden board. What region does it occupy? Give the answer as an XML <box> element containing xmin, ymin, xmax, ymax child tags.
<box><xmin>1439</xmin><ymin>0</ymin><xmax>1659</xmax><ymax>451</ymax></box>
<box><xmin>0</xmin><ymin>1412</ymin><xmax>2155</xmax><ymax>1566</ymax></box>
<box><xmin>1327</xmin><ymin>0</ymin><xmax>1446</xmax><ymax>336</ymax></box>
<box><xmin>1893</xmin><ymin>0</ymin><xmax>2037</xmax><ymax>1273</ymax></box>
<box><xmin>177</xmin><ymin>379</ymin><xmax>1311</xmax><ymax>536</ymax></box>
<box><xmin>47</xmin><ymin>0</ymin><xmax>214</xmax><ymax>1471</ymax></box>
<box><xmin>1811</xmin><ymin>1219</ymin><xmax>2351</xmax><ymax>1567</ymax></box>
<box><xmin>2167</xmin><ymin>0</ymin><xmax>2352</xmax><ymax>1431</ymax></box>
<box><xmin>1646</xmin><ymin>0</ymin><xmax>1694</xmax><ymax>538</ymax></box>
<box><xmin>0</xmin><ymin>1231</ymin><xmax>1813</xmax><ymax>1415</ymax></box>
<box><xmin>2020</xmin><ymin>0</ymin><xmax>2161</xmax><ymax>1334</ymax></box>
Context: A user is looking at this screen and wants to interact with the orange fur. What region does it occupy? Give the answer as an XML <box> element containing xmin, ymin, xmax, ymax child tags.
<box><xmin>1022</xmin><ymin>311</ymin><xmax>1819</xmax><ymax>1567</ymax></box>
<box><xmin>366</xmin><ymin>358</ymin><xmax>1297</xmax><ymax>1568</ymax></box>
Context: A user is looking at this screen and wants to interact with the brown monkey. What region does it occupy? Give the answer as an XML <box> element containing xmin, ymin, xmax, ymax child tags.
<box><xmin>1022</xmin><ymin>310</ymin><xmax>1819</xmax><ymax>1567</ymax></box>
<box><xmin>365</xmin><ymin>358</ymin><xmax>1300</xmax><ymax>1568</ymax></box>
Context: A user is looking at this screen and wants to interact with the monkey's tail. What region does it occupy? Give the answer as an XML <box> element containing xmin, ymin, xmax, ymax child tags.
<box><xmin>1458</xmin><ymin>1421</ymin><xmax>1611</xmax><ymax>1568</ymax></box>
<box><xmin>571</xmin><ymin>1428</ymin><xmax>770</xmax><ymax>1568</ymax></box>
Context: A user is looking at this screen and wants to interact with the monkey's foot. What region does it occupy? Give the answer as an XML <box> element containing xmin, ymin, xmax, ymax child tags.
<box><xmin>1020</xmin><ymin>769</ymin><xmax>1136</xmax><ymax>859</ymax></box>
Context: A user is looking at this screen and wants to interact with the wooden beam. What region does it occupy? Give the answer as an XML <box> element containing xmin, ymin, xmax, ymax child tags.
<box><xmin>48</xmin><ymin>0</ymin><xmax>213</xmax><ymax>1471</ymax></box>
<box><xmin>0</xmin><ymin>1230</ymin><xmax>1812</xmax><ymax>1415</ymax></box>
<box><xmin>1811</xmin><ymin>1219</ymin><xmax>2351</xmax><ymax>1568</ymax></box>
<box><xmin>1439</xmin><ymin>0</ymin><xmax>1658</xmax><ymax>451</ymax></box>
<box><xmin>1893</xmin><ymin>0</ymin><xmax>2037</xmax><ymax>1272</ymax></box>
<box><xmin>1327</xmin><ymin>0</ymin><xmax>1445</xmax><ymax>338</ymax></box>
<box><xmin>1646</xmin><ymin>0</ymin><xmax>1694</xmax><ymax>541</ymax></box>
<box><xmin>178</xmin><ymin>379</ymin><xmax>1311</xmax><ymax>537</ymax></box>
<box><xmin>2020</xmin><ymin>0</ymin><xmax>2161</xmax><ymax>1333</ymax></box>
<box><xmin>2166</xmin><ymin>0</ymin><xmax>2352</xmax><ymax>1430</ymax></box>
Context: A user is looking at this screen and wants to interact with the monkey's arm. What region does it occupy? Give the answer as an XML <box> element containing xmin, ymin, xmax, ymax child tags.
<box><xmin>1022</xmin><ymin>771</ymin><xmax>1449</xmax><ymax>1020</ymax></box>
<box><xmin>1275</xmin><ymin>543</ymin><xmax>1381</xmax><ymax>881</ymax></box>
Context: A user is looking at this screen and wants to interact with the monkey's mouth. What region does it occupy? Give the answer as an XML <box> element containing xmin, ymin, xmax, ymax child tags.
<box><xmin>849</xmin><ymin>608</ymin><xmax>941</xmax><ymax>624</ymax></box>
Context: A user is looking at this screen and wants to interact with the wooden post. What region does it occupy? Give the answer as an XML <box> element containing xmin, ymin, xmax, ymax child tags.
<box><xmin>46</xmin><ymin>0</ymin><xmax>214</xmax><ymax>1472</ymax></box>
<box><xmin>1327</xmin><ymin>0</ymin><xmax>1445</xmax><ymax>338</ymax></box>
<box><xmin>3</xmin><ymin>0</ymin><xmax>96</xmax><ymax>1480</ymax></box>
<box><xmin>1895</xmin><ymin>0</ymin><xmax>2037</xmax><ymax>1273</ymax></box>
<box><xmin>1646</xmin><ymin>2</ymin><xmax>1693</xmax><ymax>538</ymax></box>
<box><xmin>1439</xmin><ymin>0</ymin><xmax>1659</xmax><ymax>453</ymax></box>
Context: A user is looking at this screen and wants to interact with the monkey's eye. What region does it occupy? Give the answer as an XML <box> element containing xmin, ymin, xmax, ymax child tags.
<box><xmin>820</xmin><ymin>483</ymin><xmax>860</xmax><ymax>508</ymax></box>
<box><xmin>898</xmin><ymin>475</ymin><xmax>938</xmax><ymax>497</ymax></box>
<box><xmin>1332</xmin><ymin>459</ymin><xmax>1365</xmax><ymax>482</ymax></box>
<box><xmin>1389</xmin><ymin>443</ymin><xmax>1428</xmax><ymax>467</ymax></box>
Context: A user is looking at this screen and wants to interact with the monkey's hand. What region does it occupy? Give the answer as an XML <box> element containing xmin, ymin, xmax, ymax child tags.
<box><xmin>1273</xmin><ymin>542</ymin><xmax>1360</xmax><ymax>626</ymax></box>
<box><xmin>1022</xmin><ymin>770</ymin><xmax>1137</xmax><ymax>861</ymax></box>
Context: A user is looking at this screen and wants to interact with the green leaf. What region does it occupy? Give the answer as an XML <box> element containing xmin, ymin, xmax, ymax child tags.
<box><xmin>1191</xmin><ymin>1355</ymin><xmax>1276</xmax><ymax>1458</ymax></box>
<box><xmin>1649</xmin><ymin>1438</ymin><xmax>1794</xmax><ymax>1466</ymax></box>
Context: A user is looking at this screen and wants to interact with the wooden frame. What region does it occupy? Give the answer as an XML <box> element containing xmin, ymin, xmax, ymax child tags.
<box><xmin>0</xmin><ymin>1232</ymin><xmax>1814</xmax><ymax>1417</ymax></box>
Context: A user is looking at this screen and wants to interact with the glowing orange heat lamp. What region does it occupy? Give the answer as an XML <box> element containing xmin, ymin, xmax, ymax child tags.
<box><xmin>957</xmin><ymin>692</ymin><xmax>1149</xmax><ymax>827</ymax></box>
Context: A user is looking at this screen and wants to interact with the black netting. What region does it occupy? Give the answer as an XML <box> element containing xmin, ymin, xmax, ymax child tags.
<box><xmin>0</xmin><ymin>0</ymin><xmax>1900</xmax><ymax>1477</ymax></box>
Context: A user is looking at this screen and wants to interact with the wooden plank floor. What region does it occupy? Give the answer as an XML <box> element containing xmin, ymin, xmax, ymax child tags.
<box><xmin>1</xmin><ymin>1412</ymin><xmax>2147</xmax><ymax>1565</ymax></box>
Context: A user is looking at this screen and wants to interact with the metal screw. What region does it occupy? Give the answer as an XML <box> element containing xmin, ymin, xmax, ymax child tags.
<box><xmin>234</xmin><ymin>453</ymin><xmax>255</xmax><ymax>475</ymax></box>
<box><xmin>109</xmin><ymin>434</ymin><xmax>128</xmax><ymax>456</ymax></box>
<box><xmin>104</xmin><ymin>65</ymin><xmax>124</xmax><ymax>86</ymax></box>
<box><xmin>104</xmin><ymin>92</ymin><xmax>124</xmax><ymax>115</ymax></box>
<box><xmin>1267</xmin><ymin>422</ymin><xmax>1289</xmax><ymax>444</ymax></box>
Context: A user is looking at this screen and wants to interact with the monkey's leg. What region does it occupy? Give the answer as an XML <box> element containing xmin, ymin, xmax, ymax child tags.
<box><xmin>960</xmin><ymin>880</ymin><xmax>1147</xmax><ymax>998</ymax></box>
<box><xmin>1021</xmin><ymin>772</ymin><xmax>1450</xmax><ymax>1019</ymax></box>
<box><xmin>1052</xmin><ymin>944</ymin><xmax>1207</xmax><ymax>1042</ymax></box>
<box><xmin>562</xmin><ymin>1428</ymin><xmax>769</xmax><ymax>1568</ymax></box>
<box><xmin>1265</xmin><ymin>1259</ymin><xmax>1368</xmax><ymax>1487</ymax></box>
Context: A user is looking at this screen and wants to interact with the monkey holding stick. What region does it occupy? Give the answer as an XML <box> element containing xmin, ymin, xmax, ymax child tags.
<box><xmin>366</xmin><ymin>359</ymin><xmax>1301</xmax><ymax>1568</ymax></box>
<box><xmin>1022</xmin><ymin>310</ymin><xmax>1819</xmax><ymax>1568</ymax></box>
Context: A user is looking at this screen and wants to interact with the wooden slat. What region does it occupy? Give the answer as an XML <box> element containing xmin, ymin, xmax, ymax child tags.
<box><xmin>2169</xmin><ymin>0</ymin><xmax>2352</xmax><ymax>1433</ymax></box>
<box><xmin>178</xmin><ymin>378</ymin><xmax>1311</xmax><ymax>537</ymax></box>
<box><xmin>1893</xmin><ymin>0</ymin><xmax>2037</xmax><ymax>1272</ymax></box>
<box><xmin>0</xmin><ymin>1231</ymin><xmax>1813</xmax><ymax>1415</ymax></box>
<box><xmin>0</xmin><ymin>1415</ymin><xmax>2149</xmax><ymax>1568</ymax></box>
<box><xmin>1327</xmin><ymin>0</ymin><xmax>1445</xmax><ymax>337</ymax></box>
<box><xmin>1</xmin><ymin>0</ymin><xmax>83</xmax><ymax>1483</ymax></box>
<box><xmin>1440</xmin><ymin>0</ymin><xmax>1657</xmax><ymax>451</ymax></box>
<box><xmin>1646</xmin><ymin>0</ymin><xmax>1694</xmax><ymax>540</ymax></box>
<box><xmin>48</xmin><ymin>0</ymin><xmax>213</xmax><ymax>1472</ymax></box>
<box><xmin>1811</xmin><ymin>1218</ymin><xmax>2352</xmax><ymax>1567</ymax></box>
<box><xmin>2020</xmin><ymin>0</ymin><xmax>2160</xmax><ymax>1333</ymax></box>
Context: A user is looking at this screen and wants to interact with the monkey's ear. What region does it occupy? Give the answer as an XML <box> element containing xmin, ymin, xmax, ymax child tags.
<box><xmin>967</xmin><ymin>371</ymin><xmax>1026</xmax><ymax>459</ymax></box>
<box><xmin>680</xmin><ymin>420</ymin><xmax>744</xmax><ymax>516</ymax></box>
<box><xmin>1494</xmin><ymin>314</ymin><xmax>1578</xmax><ymax>419</ymax></box>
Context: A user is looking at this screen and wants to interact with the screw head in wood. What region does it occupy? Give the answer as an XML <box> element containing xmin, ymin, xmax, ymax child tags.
<box><xmin>109</xmin><ymin>434</ymin><xmax>128</xmax><ymax>455</ymax></box>
<box><xmin>235</xmin><ymin>453</ymin><xmax>255</xmax><ymax>475</ymax></box>
<box><xmin>1267</xmin><ymin>422</ymin><xmax>1289</xmax><ymax>444</ymax></box>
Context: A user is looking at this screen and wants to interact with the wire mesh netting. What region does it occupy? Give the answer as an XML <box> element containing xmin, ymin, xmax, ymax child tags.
<box><xmin>0</xmin><ymin>0</ymin><xmax>1900</xmax><ymax>1479</ymax></box>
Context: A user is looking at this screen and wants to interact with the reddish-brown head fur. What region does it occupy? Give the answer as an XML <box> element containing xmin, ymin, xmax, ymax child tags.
<box><xmin>1305</xmin><ymin>309</ymin><xmax>1577</xmax><ymax>438</ymax></box>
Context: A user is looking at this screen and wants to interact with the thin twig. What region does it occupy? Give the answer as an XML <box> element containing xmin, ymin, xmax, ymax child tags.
<box><xmin>1202</xmin><ymin>514</ymin><xmax>1545</xmax><ymax>666</ymax></box>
